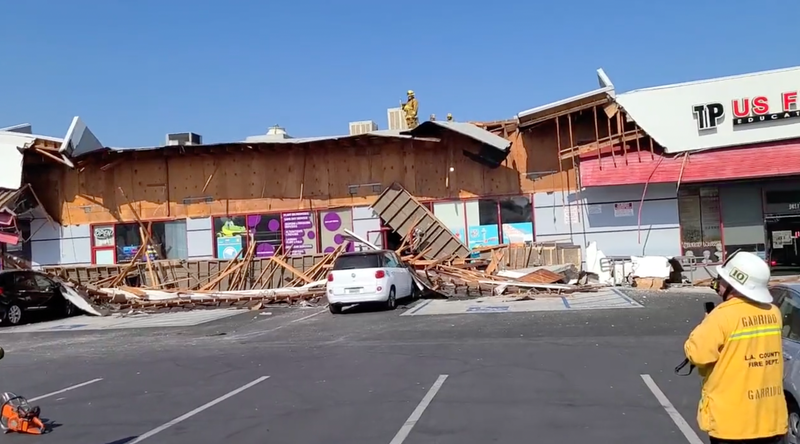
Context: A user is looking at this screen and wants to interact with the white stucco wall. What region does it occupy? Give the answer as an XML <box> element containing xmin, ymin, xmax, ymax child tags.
<box><xmin>534</xmin><ymin>183</ymin><xmax>682</xmax><ymax>261</ymax></box>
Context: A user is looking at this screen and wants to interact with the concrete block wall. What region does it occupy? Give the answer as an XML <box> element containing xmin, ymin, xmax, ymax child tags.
<box><xmin>533</xmin><ymin>183</ymin><xmax>682</xmax><ymax>259</ymax></box>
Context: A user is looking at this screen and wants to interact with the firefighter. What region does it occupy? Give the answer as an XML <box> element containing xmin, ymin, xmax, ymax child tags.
<box><xmin>402</xmin><ymin>90</ymin><xmax>419</xmax><ymax>129</ymax></box>
<box><xmin>684</xmin><ymin>250</ymin><xmax>787</xmax><ymax>444</ymax></box>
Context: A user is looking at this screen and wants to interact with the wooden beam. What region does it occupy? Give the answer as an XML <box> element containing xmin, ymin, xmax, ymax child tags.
<box><xmin>100</xmin><ymin>157</ymin><xmax>125</xmax><ymax>171</ymax></box>
<box><xmin>31</xmin><ymin>148</ymin><xmax>71</xmax><ymax>167</ymax></box>
<box><xmin>270</xmin><ymin>255</ymin><xmax>312</xmax><ymax>283</ymax></box>
<box><xmin>558</xmin><ymin>129</ymin><xmax>645</xmax><ymax>161</ymax></box>
<box><xmin>518</xmin><ymin>97</ymin><xmax>610</xmax><ymax>129</ymax></box>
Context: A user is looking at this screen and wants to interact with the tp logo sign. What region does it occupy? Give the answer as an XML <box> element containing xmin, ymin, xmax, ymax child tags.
<box><xmin>692</xmin><ymin>103</ymin><xmax>725</xmax><ymax>131</ymax></box>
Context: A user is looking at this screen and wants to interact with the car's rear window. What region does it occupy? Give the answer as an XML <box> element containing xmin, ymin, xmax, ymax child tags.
<box><xmin>333</xmin><ymin>253</ymin><xmax>383</xmax><ymax>270</ymax></box>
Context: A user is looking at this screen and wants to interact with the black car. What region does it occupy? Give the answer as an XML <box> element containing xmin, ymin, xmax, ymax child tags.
<box><xmin>0</xmin><ymin>270</ymin><xmax>77</xmax><ymax>325</ymax></box>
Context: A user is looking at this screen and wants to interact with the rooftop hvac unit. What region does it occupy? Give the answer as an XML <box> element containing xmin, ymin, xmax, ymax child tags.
<box><xmin>387</xmin><ymin>108</ymin><xmax>408</xmax><ymax>131</ymax></box>
<box><xmin>349</xmin><ymin>121</ymin><xmax>378</xmax><ymax>135</ymax></box>
<box><xmin>166</xmin><ymin>132</ymin><xmax>203</xmax><ymax>146</ymax></box>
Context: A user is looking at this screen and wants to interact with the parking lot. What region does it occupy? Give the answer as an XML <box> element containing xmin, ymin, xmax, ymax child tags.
<box><xmin>0</xmin><ymin>289</ymin><xmax>714</xmax><ymax>444</ymax></box>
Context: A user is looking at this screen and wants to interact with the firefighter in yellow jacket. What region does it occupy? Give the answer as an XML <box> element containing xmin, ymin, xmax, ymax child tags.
<box><xmin>684</xmin><ymin>250</ymin><xmax>788</xmax><ymax>444</ymax></box>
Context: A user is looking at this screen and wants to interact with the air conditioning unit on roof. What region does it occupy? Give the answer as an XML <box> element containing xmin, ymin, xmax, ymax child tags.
<box><xmin>166</xmin><ymin>132</ymin><xmax>203</xmax><ymax>146</ymax></box>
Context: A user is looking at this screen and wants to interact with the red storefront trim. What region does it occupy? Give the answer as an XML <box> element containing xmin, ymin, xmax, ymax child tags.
<box><xmin>579</xmin><ymin>139</ymin><xmax>800</xmax><ymax>187</ymax></box>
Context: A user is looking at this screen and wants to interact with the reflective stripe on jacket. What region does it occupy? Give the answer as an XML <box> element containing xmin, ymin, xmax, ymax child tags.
<box><xmin>684</xmin><ymin>297</ymin><xmax>788</xmax><ymax>440</ymax></box>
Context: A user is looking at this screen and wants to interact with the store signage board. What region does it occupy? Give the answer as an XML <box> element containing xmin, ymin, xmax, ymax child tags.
<box><xmin>615</xmin><ymin>66</ymin><xmax>800</xmax><ymax>154</ymax></box>
<box><xmin>693</xmin><ymin>92</ymin><xmax>800</xmax><ymax>131</ymax></box>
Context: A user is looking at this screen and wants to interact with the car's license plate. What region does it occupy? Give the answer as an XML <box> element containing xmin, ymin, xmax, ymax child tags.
<box><xmin>345</xmin><ymin>288</ymin><xmax>362</xmax><ymax>294</ymax></box>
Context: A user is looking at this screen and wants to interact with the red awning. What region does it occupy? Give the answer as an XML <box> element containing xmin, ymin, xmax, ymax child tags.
<box><xmin>0</xmin><ymin>231</ymin><xmax>19</xmax><ymax>246</ymax></box>
<box><xmin>579</xmin><ymin>139</ymin><xmax>800</xmax><ymax>187</ymax></box>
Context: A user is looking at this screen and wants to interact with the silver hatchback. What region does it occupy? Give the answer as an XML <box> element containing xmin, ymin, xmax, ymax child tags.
<box><xmin>769</xmin><ymin>283</ymin><xmax>800</xmax><ymax>443</ymax></box>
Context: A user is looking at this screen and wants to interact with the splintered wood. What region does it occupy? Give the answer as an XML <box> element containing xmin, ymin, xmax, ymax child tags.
<box><xmin>394</xmin><ymin>233</ymin><xmax>590</xmax><ymax>297</ymax></box>
<box><xmin>30</xmin><ymin>238</ymin><xmax>348</xmax><ymax>313</ymax></box>
<box><xmin>25</xmin><ymin>225</ymin><xmax>589</xmax><ymax>313</ymax></box>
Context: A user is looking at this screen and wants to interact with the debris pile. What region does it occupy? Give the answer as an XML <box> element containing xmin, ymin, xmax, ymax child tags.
<box><xmin>6</xmin><ymin>183</ymin><xmax>592</xmax><ymax>315</ymax></box>
<box><xmin>5</xmin><ymin>229</ymin><xmax>591</xmax><ymax>316</ymax></box>
<box><xmin>415</xmin><ymin>249</ymin><xmax>598</xmax><ymax>298</ymax></box>
<box><xmin>38</xmin><ymin>240</ymin><xmax>343</xmax><ymax>313</ymax></box>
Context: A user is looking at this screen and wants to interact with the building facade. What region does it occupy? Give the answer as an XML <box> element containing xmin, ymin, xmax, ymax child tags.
<box><xmin>19</xmin><ymin>120</ymin><xmax>577</xmax><ymax>267</ymax></box>
<box><xmin>576</xmin><ymin>65</ymin><xmax>800</xmax><ymax>265</ymax></box>
<box><xmin>18</xmin><ymin>66</ymin><xmax>798</xmax><ymax>269</ymax></box>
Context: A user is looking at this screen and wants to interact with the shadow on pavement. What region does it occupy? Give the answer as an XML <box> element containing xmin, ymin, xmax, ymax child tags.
<box><xmin>103</xmin><ymin>437</ymin><xmax>137</xmax><ymax>444</ymax></box>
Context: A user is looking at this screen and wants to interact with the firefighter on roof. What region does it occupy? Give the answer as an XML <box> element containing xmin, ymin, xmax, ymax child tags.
<box><xmin>402</xmin><ymin>90</ymin><xmax>419</xmax><ymax>129</ymax></box>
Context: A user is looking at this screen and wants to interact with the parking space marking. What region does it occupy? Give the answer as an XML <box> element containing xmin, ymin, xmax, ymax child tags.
<box><xmin>229</xmin><ymin>308</ymin><xmax>328</xmax><ymax>340</ymax></box>
<box><xmin>0</xmin><ymin>310</ymin><xmax>243</xmax><ymax>333</ymax></box>
<box><xmin>292</xmin><ymin>308</ymin><xmax>328</xmax><ymax>323</ymax></box>
<box><xmin>29</xmin><ymin>378</ymin><xmax>103</xmax><ymax>402</ymax></box>
<box><xmin>640</xmin><ymin>374</ymin><xmax>703</xmax><ymax>444</ymax></box>
<box><xmin>402</xmin><ymin>290</ymin><xmax>643</xmax><ymax>316</ymax></box>
<box><xmin>407</xmin><ymin>300</ymin><xmax>433</xmax><ymax>315</ymax></box>
<box><xmin>128</xmin><ymin>375</ymin><xmax>270</xmax><ymax>444</ymax></box>
<box><xmin>389</xmin><ymin>374</ymin><xmax>448</xmax><ymax>444</ymax></box>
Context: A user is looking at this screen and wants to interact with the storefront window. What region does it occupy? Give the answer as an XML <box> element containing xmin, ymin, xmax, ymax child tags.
<box><xmin>114</xmin><ymin>221</ymin><xmax>188</xmax><ymax>263</ymax></box>
<box><xmin>247</xmin><ymin>214</ymin><xmax>282</xmax><ymax>258</ymax></box>
<box><xmin>281</xmin><ymin>211</ymin><xmax>319</xmax><ymax>256</ymax></box>
<box><xmin>214</xmin><ymin>216</ymin><xmax>248</xmax><ymax>259</ymax></box>
<box><xmin>499</xmin><ymin>196</ymin><xmax>534</xmax><ymax>244</ymax></box>
<box><xmin>465</xmin><ymin>199</ymin><xmax>500</xmax><ymax>248</ymax></box>
<box><xmin>92</xmin><ymin>225</ymin><xmax>116</xmax><ymax>264</ymax></box>
<box><xmin>319</xmin><ymin>209</ymin><xmax>354</xmax><ymax>254</ymax></box>
<box><xmin>765</xmin><ymin>190</ymin><xmax>800</xmax><ymax>215</ymax></box>
<box><xmin>115</xmin><ymin>223</ymin><xmax>144</xmax><ymax>263</ymax></box>
<box><xmin>679</xmin><ymin>187</ymin><xmax>723</xmax><ymax>264</ymax></box>
<box><xmin>151</xmin><ymin>221</ymin><xmax>188</xmax><ymax>260</ymax></box>
<box><xmin>433</xmin><ymin>201</ymin><xmax>466</xmax><ymax>243</ymax></box>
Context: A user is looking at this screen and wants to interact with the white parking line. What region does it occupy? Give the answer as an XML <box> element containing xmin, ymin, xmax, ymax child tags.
<box><xmin>389</xmin><ymin>374</ymin><xmax>448</xmax><ymax>444</ymax></box>
<box><xmin>128</xmin><ymin>376</ymin><xmax>270</xmax><ymax>443</ymax></box>
<box><xmin>640</xmin><ymin>374</ymin><xmax>703</xmax><ymax>444</ymax></box>
<box><xmin>29</xmin><ymin>378</ymin><xmax>104</xmax><ymax>402</ymax></box>
<box><xmin>231</xmin><ymin>308</ymin><xmax>328</xmax><ymax>340</ymax></box>
<box><xmin>291</xmin><ymin>309</ymin><xmax>328</xmax><ymax>324</ymax></box>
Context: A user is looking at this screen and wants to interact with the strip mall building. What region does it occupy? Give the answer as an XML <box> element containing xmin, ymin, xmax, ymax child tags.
<box><xmin>2</xmin><ymin>65</ymin><xmax>798</xmax><ymax>269</ymax></box>
<box><xmin>575</xmin><ymin>65</ymin><xmax>800</xmax><ymax>265</ymax></box>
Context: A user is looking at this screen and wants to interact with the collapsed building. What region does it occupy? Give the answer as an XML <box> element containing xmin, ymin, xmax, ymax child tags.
<box><xmin>0</xmin><ymin>101</ymin><xmax>591</xmax><ymax>311</ymax></box>
<box><xmin>9</xmin><ymin>62</ymin><xmax>791</xmax><ymax>305</ymax></box>
<box><xmin>4</xmin><ymin>91</ymin><xmax>600</xmax><ymax>271</ymax></box>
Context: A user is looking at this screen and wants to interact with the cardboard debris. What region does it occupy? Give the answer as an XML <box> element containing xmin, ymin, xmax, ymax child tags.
<box><xmin>633</xmin><ymin>277</ymin><xmax>666</xmax><ymax>290</ymax></box>
<box><xmin>517</xmin><ymin>269</ymin><xmax>567</xmax><ymax>284</ymax></box>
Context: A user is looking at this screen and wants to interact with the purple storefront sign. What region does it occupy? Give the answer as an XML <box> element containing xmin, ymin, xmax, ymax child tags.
<box><xmin>281</xmin><ymin>211</ymin><xmax>317</xmax><ymax>256</ymax></box>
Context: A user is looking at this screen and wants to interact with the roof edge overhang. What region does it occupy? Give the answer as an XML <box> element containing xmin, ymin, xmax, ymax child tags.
<box><xmin>517</xmin><ymin>68</ymin><xmax>616</xmax><ymax>129</ymax></box>
<box><xmin>70</xmin><ymin>132</ymin><xmax>443</xmax><ymax>163</ymax></box>
<box><xmin>401</xmin><ymin>121</ymin><xmax>513</xmax><ymax>168</ymax></box>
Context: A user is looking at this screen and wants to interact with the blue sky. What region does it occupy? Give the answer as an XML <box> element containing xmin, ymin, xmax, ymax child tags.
<box><xmin>1</xmin><ymin>1</ymin><xmax>797</xmax><ymax>147</ymax></box>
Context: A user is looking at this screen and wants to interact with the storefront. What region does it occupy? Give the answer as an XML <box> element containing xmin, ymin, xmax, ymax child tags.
<box><xmin>85</xmin><ymin>193</ymin><xmax>536</xmax><ymax>265</ymax></box>
<box><xmin>423</xmin><ymin>195</ymin><xmax>534</xmax><ymax>248</ymax></box>
<box><xmin>578</xmin><ymin>65</ymin><xmax>800</xmax><ymax>263</ymax></box>
<box><xmin>88</xmin><ymin>208</ymin><xmax>370</xmax><ymax>264</ymax></box>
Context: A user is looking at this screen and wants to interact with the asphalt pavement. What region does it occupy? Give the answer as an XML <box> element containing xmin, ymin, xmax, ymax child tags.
<box><xmin>0</xmin><ymin>289</ymin><xmax>718</xmax><ymax>444</ymax></box>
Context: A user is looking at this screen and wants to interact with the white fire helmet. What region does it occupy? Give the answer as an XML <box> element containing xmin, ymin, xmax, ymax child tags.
<box><xmin>715</xmin><ymin>250</ymin><xmax>772</xmax><ymax>304</ymax></box>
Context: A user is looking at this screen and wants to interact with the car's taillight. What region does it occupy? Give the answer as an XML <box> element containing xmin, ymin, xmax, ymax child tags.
<box><xmin>327</xmin><ymin>273</ymin><xmax>334</xmax><ymax>282</ymax></box>
<box><xmin>0</xmin><ymin>287</ymin><xmax>4</xmax><ymax>295</ymax></box>
<box><xmin>375</xmin><ymin>270</ymin><xmax>386</xmax><ymax>279</ymax></box>
<box><xmin>771</xmin><ymin>260</ymin><xmax>777</xmax><ymax>266</ymax></box>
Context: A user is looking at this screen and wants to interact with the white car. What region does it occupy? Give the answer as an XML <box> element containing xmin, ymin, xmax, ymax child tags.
<box><xmin>326</xmin><ymin>250</ymin><xmax>420</xmax><ymax>314</ymax></box>
<box><xmin>768</xmin><ymin>283</ymin><xmax>800</xmax><ymax>443</ymax></box>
